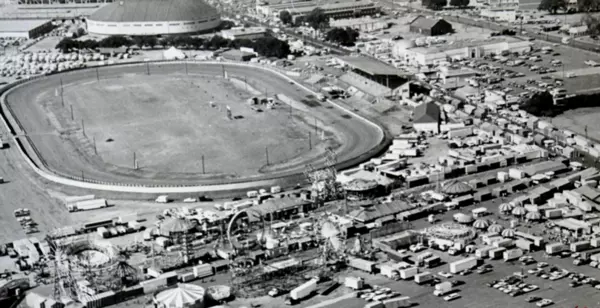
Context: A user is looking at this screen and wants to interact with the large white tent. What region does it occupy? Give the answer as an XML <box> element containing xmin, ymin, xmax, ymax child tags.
<box><xmin>163</xmin><ymin>47</ymin><xmax>186</xmax><ymax>60</ymax></box>
<box><xmin>154</xmin><ymin>284</ymin><xmax>205</xmax><ymax>308</ymax></box>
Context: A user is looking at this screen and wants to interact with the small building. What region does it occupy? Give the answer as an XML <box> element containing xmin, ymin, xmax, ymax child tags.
<box><xmin>412</xmin><ymin>102</ymin><xmax>441</xmax><ymax>133</ymax></box>
<box><xmin>220</xmin><ymin>27</ymin><xmax>268</xmax><ymax>40</ymax></box>
<box><xmin>409</xmin><ymin>16</ymin><xmax>453</xmax><ymax>36</ymax></box>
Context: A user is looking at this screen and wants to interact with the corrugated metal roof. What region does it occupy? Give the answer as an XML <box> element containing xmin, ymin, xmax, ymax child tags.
<box><xmin>410</xmin><ymin>15</ymin><xmax>441</xmax><ymax>30</ymax></box>
<box><xmin>90</xmin><ymin>0</ymin><xmax>219</xmax><ymax>22</ymax></box>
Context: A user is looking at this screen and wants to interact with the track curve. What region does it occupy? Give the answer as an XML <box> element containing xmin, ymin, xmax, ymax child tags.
<box><xmin>0</xmin><ymin>61</ymin><xmax>389</xmax><ymax>194</ymax></box>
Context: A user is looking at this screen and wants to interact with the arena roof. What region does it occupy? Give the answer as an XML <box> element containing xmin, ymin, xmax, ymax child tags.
<box><xmin>337</xmin><ymin>56</ymin><xmax>401</xmax><ymax>76</ymax></box>
<box><xmin>89</xmin><ymin>0</ymin><xmax>219</xmax><ymax>22</ymax></box>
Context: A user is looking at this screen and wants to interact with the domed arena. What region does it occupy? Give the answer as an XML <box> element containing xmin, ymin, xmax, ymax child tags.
<box><xmin>87</xmin><ymin>0</ymin><xmax>221</xmax><ymax>36</ymax></box>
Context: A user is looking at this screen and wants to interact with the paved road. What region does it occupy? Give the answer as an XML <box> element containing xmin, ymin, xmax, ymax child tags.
<box><xmin>2</xmin><ymin>62</ymin><xmax>385</xmax><ymax>189</ymax></box>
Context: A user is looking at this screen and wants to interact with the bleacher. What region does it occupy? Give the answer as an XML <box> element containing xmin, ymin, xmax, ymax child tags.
<box><xmin>339</xmin><ymin>71</ymin><xmax>392</xmax><ymax>97</ymax></box>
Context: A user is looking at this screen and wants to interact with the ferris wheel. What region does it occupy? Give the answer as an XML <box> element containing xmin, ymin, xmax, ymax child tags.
<box><xmin>226</xmin><ymin>208</ymin><xmax>268</xmax><ymax>254</ymax></box>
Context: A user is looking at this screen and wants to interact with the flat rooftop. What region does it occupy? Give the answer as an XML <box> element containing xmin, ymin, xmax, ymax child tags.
<box><xmin>338</xmin><ymin>56</ymin><xmax>402</xmax><ymax>76</ymax></box>
<box><xmin>407</xmin><ymin>36</ymin><xmax>524</xmax><ymax>54</ymax></box>
<box><xmin>0</xmin><ymin>19</ymin><xmax>50</xmax><ymax>32</ymax></box>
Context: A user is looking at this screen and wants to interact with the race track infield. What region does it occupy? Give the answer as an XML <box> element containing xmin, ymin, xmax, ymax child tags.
<box><xmin>2</xmin><ymin>62</ymin><xmax>385</xmax><ymax>187</ymax></box>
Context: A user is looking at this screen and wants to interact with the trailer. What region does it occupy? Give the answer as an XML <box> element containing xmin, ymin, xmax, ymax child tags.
<box><xmin>591</xmin><ymin>238</ymin><xmax>600</xmax><ymax>248</ymax></box>
<box><xmin>348</xmin><ymin>257</ymin><xmax>376</xmax><ymax>273</ymax></box>
<box><xmin>433</xmin><ymin>281</ymin><xmax>453</xmax><ymax>296</ymax></box>
<box><xmin>290</xmin><ymin>278</ymin><xmax>318</xmax><ymax>301</ymax></box>
<box><xmin>475</xmin><ymin>246</ymin><xmax>494</xmax><ymax>258</ymax></box>
<box><xmin>399</xmin><ymin>267</ymin><xmax>418</xmax><ymax>280</ymax></box>
<box><xmin>503</xmin><ymin>248</ymin><xmax>523</xmax><ymax>262</ymax></box>
<box><xmin>546</xmin><ymin>243</ymin><xmax>567</xmax><ymax>255</ymax></box>
<box><xmin>344</xmin><ymin>276</ymin><xmax>364</xmax><ymax>290</ymax></box>
<box><xmin>382</xmin><ymin>296</ymin><xmax>411</xmax><ymax>308</ymax></box>
<box><xmin>571</xmin><ymin>240</ymin><xmax>591</xmax><ymax>252</ymax></box>
<box><xmin>414</xmin><ymin>272</ymin><xmax>433</xmax><ymax>284</ymax></box>
<box><xmin>581</xmin><ymin>247</ymin><xmax>600</xmax><ymax>260</ymax></box>
<box><xmin>424</xmin><ymin>256</ymin><xmax>441</xmax><ymax>268</ymax></box>
<box><xmin>449</xmin><ymin>257</ymin><xmax>478</xmax><ymax>274</ymax></box>
<box><xmin>489</xmin><ymin>247</ymin><xmax>506</xmax><ymax>260</ymax></box>
<box><xmin>67</xmin><ymin>199</ymin><xmax>108</xmax><ymax>212</ymax></box>
<box><xmin>97</xmin><ymin>227</ymin><xmax>109</xmax><ymax>238</ymax></box>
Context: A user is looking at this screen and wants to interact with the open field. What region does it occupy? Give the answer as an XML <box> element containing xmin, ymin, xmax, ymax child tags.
<box><xmin>57</xmin><ymin>74</ymin><xmax>333</xmax><ymax>177</ymax></box>
<box><xmin>2</xmin><ymin>62</ymin><xmax>385</xmax><ymax>187</ymax></box>
<box><xmin>546</xmin><ymin>107</ymin><xmax>600</xmax><ymax>141</ymax></box>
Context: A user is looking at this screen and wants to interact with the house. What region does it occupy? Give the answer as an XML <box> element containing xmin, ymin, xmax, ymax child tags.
<box><xmin>412</xmin><ymin>102</ymin><xmax>441</xmax><ymax>133</ymax></box>
<box><xmin>409</xmin><ymin>16</ymin><xmax>453</xmax><ymax>36</ymax></box>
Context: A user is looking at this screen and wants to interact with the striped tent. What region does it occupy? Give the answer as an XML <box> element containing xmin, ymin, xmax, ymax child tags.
<box><xmin>488</xmin><ymin>224</ymin><xmax>504</xmax><ymax>233</ymax></box>
<box><xmin>473</xmin><ymin>219</ymin><xmax>490</xmax><ymax>229</ymax></box>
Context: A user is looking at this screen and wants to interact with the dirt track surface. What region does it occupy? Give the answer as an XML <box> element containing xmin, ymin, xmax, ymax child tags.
<box><xmin>3</xmin><ymin>62</ymin><xmax>385</xmax><ymax>186</ymax></box>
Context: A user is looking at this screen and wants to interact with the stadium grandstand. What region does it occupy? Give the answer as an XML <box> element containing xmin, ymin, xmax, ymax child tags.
<box><xmin>336</xmin><ymin>56</ymin><xmax>409</xmax><ymax>98</ymax></box>
<box><xmin>87</xmin><ymin>0</ymin><xmax>221</xmax><ymax>36</ymax></box>
<box><xmin>256</xmin><ymin>0</ymin><xmax>379</xmax><ymax>22</ymax></box>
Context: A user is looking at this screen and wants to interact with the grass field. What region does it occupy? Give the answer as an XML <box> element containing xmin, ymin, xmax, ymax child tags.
<box><xmin>53</xmin><ymin>74</ymin><xmax>336</xmax><ymax>178</ymax></box>
<box><xmin>546</xmin><ymin>107</ymin><xmax>600</xmax><ymax>141</ymax></box>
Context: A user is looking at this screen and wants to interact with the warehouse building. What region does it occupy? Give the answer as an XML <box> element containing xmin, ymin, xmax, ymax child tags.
<box><xmin>257</xmin><ymin>0</ymin><xmax>379</xmax><ymax>22</ymax></box>
<box><xmin>412</xmin><ymin>102</ymin><xmax>441</xmax><ymax>133</ymax></box>
<box><xmin>0</xmin><ymin>19</ymin><xmax>53</xmax><ymax>39</ymax></box>
<box><xmin>87</xmin><ymin>0</ymin><xmax>221</xmax><ymax>36</ymax></box>
<box><xmin>409</xmin><ymin>16</ymin><xmax>453</xmax><ymax>36</ymax></box>
<box><xmin>395</xmin><ymin>36</ymin><xmax>532</xmax><ymax>66</ymax></box>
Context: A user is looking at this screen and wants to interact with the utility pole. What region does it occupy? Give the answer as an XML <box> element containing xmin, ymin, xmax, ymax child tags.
<box><xmin>96</xmin><ymin>67</ymin><xmax>100</xmax><ymax>81</ymax></box>
<box><xmin>265</xmin><ymin>146</ymin><xmax>269</xmax><ymax>166</ymax></box>
<box><xmin>202</xmin><ymin>155</ymin><xmax>205</xmax><ymax>174</ymax></box>
<box><xmin>70</xmin><ymin>105</ymin><xmax>74</xmax><ymax>120</ymax></box>
<box><xmin>81</xmin><ymin>119</ymin><xmax>85</xmax><ymax>137</ymax></box>
<box><xmin>146</xmin><ymin>62</ymin><xmax>150</xmax><ymax>75</ymax></box>
<box><xmin>81</xmin><ymin>170</ymin><xmax>84</xmax><ymax>181</ymax></box>
<box><xmin>314</xmin><ymin>117</ymin><xmax>318</xmax><ymax>135</ymax></box>
<box><xmin>185</xmin><ymin>61</ymin><xmax>188</xmax><ymax>75</ymax></box>
<box><xmin>309</xmin><ymin>132</ymin><xmax>312</xmax><ymax>150</ymax></box>
<box><xmin>133</xmin><ymin>152</ymin><xmax>137</xmax><ymax>169</ymax></box>
<box><xmin>60</xmin><ymin>78</ymin><xmax>65</xmax><ymax>107</ymax></box>
<box><xmin>93</xmin><ymin>136</ymin><xmax>97</xmax><ymax>154</ymax></box>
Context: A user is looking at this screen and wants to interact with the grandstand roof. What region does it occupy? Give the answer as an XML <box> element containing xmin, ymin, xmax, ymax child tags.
<box><xmin>337</xmin><ymin>56</ymin><xmax>400</xmax><ymax>76</ymax></box>
<box><xmin>90</xmin><ymin>0</ymin><xmax>219</xmax><ymax>22</ymax></box>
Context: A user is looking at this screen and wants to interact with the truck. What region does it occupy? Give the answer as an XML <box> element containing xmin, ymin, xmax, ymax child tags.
<box><xmin>449</xmin><ymin>257</ymin><xmax>478</xmax><ymax>274</ymax></box>
<box><xmin>414</xmin><ymin>272</ymin><xmax>433</xmax><ymax>285</ymax></box>
<box><xmin>347</xmin><ymin>257</ymin><xmax>376</xmax><ymax>273</ymax></box>
<box><xmin>155</xmin><ymin>195</ymin><xmax>170</xmax><ymax>203</ymax></box>
<box><xmin>399</xmin><ymin>267</ymin><xmax>418</xmax><ymax>280</ymax></box>
<box><xmin>290</xmin><ymin>278</ymin><xmax>318</xmax><ymax>301</ymax></box>
<box><xmin>379</xmin><ymin>264</ymin><xmax>400</xmax><ymax>280</ymax></box>
<box><xmin>67</xmin><ymin>199</ymin><xmax>108</xmax><ymax>212</ymax></box>
<box><xmin>382</xmin><ymin>296</ymin><xmax>411</xmax><ymax>308</ymax></box>
<box><xmin>433</xmin><ymin>281</ymin><xmax>453</xmax><ymax>296</ymax></box>
<box><xmin>545</xmin><ymin>243</ymin><xmax>566</xmax><ymax>255</ymax></box>
<box><xmin>344</xmin><ymin>276</ymin><xmax>364</xmax><ymax>290</ymax></box>
<box><xmin>503</xmin><ymin>248</ymin><xmax>524</xmax><ymax>262</ymax></box>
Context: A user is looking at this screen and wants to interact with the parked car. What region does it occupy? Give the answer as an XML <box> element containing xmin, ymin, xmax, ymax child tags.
<box><xmin>527</xmin><ymin>296</ymin><xmax>542</xmax><ymax>303</ymax></box>
<box><xmin>444</xmin><ymin>293</ymin><xmax>461</xmax><ymax>301</ymax></box>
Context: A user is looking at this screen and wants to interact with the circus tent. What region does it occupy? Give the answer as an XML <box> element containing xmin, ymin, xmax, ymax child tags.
<box><xmin>488</xmin><ymin>224</ymin><xmax>504</xmax><ymax>233</ymax></box>
<box><xmin>473</xmin><ymin>219</ymin><xmax>490</xmax><ymax>229</ymax></box>
<box><xmin>154</xmin><ymin>284</ymin><xmax>205</xmax><ymax>308</ymax></box>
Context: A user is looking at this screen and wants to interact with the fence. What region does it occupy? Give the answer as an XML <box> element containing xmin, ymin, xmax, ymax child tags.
<box><xmin>0</xmin><ymin>59</ymin><xmax>391</xmax><ymax>193</ymax></box>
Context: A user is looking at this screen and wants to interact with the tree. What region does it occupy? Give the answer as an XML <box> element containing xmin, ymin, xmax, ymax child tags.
<box><xmin>578</xmin><ymin>0</ymin><xmax>600</xmax><ymax>12</ymax></box>
<box><xmin>305</xmin><ymin>8</ymin><xmax>329</xmax><ymax>30</ymax></box>
<box><xmin>98</xmin><ymin>35</ymin><xmax>133</xmax><ymax>48</ymax></box>
<box><xmin>538</xmin><ymin>0</ymin><xmax>567</xmax><ymax>14</ymax></box>
<box><xmin>253</xmin><ymin>37</ymin><xmax>290</xmax><ymax>58</ymax></box>
<box><xmin>450</xmin><ymin>0</ymin><xmax>469</xmax><ymax>7</ymax></box>
<box><xmin>325</xmin><ymin>27</ymin><xmax>359</xmax><ymax>46</ymax></box>
<box><xmin>55</xmin><ymin>38</ymin><xmax>79</xmax><ymax>53</ymax></box>
<box><xmin>422</xmin><ymin>0</ymin><xmax>447</xmax><ymax>9</ymax></box>
<box><xmin>583</xmin><ymin>14</ymin><xmax>600</xmax><ymax>35</ymax></box>
<box><xmin>521</xmin><ymin>92</ymin><xmax>555</xmax><ymax>117</ymax></box>
<box><xmin>279</xmin><ymin>10</ymin><xmax>292</xmax><ymax>25</ymax></box>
